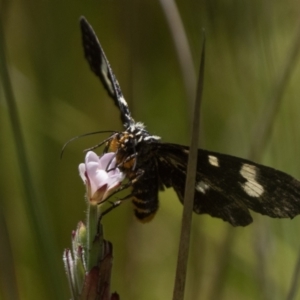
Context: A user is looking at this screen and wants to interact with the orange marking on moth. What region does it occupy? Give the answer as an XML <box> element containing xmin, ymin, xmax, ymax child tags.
<box><xmin>132</xmin><ymin>197</ymin><xmax>157</xmax><ymax>223</ymax></box>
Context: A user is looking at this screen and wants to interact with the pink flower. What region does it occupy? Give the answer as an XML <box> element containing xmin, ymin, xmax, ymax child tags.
<box><xmin>79</xmin><ymin>152</ymin><xmax>125</xmax><ymax>204</ymax></box>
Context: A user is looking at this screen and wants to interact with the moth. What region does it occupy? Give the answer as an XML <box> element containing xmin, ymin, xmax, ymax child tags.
<box><xmin>79</xmin><ymin>16</ymin><xmax>300</xmax><ymax>226</ymax></box>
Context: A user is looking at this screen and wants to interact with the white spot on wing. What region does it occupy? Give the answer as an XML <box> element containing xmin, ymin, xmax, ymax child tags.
<box><xmin>152</xmin><ymin>135</ymin><xmax>161</xmax><ymax>141</ymax></box>
<box><xmin>196</xmin><ymin>181</ymin><xmax>210</xmax><ymax>194</ymax></box>
<box><xmin>119</xmin><ymin>95</ymin><xmax>128</xmax><ymax>106</ymax></box>
<box><xmin>143</xmin><ymin>135</ymin><xmax>161</xmax><ymax>141</ymax></box>
<box><xmin>208</xmin><ymin>155</ymin><xmax>219</xmax><ymax>167</ymax></box>
<box><xmin>240</xmin><ymin>164</ymin><xmax>264</xmax><ymax>197</ymax></box>
<box><xmin>101</xmin><ymin>66</ymin><xmax>114</xmax><ymax>95</ymax></box>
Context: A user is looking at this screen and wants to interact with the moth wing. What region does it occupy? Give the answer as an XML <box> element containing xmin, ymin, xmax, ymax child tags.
<box><xmin>156</xmin><ymin>143</ymin><xmax>300</xmax><ymax>226</ymax></box>
<box><xmin>80</xmin><ymin>17</ymin><xmax>134</xmax><ymax>126</ymax></box>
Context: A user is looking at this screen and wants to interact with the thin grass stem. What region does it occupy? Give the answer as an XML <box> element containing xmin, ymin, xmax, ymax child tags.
<box><xmin>172</xmin><ymin>35</ymin><xmax>205</xmax><ymax>300</ymax></box>
<box><xmin>159</xmin><ymin>0</ymin><xmax>196</xmax><ymax>122</ymax></box>
<box><xmin>0</xmin><ymin>19</ymin><xmax>64</xmax><ymax>298</ymax></box>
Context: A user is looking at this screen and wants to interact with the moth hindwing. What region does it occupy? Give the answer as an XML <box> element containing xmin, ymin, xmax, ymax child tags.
<box><xmin>79</xmin><ymin>16</ymin><xmax>300</xmax><ymax>226</ymax></box>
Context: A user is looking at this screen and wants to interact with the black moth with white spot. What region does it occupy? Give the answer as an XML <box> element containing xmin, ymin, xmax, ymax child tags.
<box><xmin>80</xmin><ymin>16</ymin><xmax>300</xmax><ymax>226</ymax></box>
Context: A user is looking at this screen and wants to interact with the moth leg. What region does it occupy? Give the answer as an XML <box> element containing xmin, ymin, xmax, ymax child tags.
<box><xmin>100</xmin><ymin>169</ymin><xmax>144</xmax><ymax>205</ymax></box>
<box><xmin>95</xmin><ymin>169</ymin><xmax>144</xmax><ymax>237</ymax></box>
<box><xmin>120</xmin><ymin>153</ymin><xmax>138</xmax><ymax>165</ymax></box>
<box><xmin>95</xmin><ymin>194</ymin><xmax>132</xmax><ymax>239</ymax></box>
<box><xmin>106</xmin><ymin>153</ymin><xmax>138</xmax><ymax>172</ymax></box>
<box><xmin>119</xmin><ymin>153</ymin><xmax>139</xmax><ymax>170</ymax></box>
<box><xmin>120</xmin><ymin>150</ymin><xmax>138</xmax><ymax>170</ymax></box>
<box><xmin>102</xmin><ymin>194</ymin><xmax>132</xmax><ymax>217</ymax></box>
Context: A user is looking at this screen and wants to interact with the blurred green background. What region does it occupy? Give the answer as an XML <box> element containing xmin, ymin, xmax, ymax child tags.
<box><xmin>1</xmin><ymin>0</ymin><xmax>300</xmax><ymax>299</ymax></box>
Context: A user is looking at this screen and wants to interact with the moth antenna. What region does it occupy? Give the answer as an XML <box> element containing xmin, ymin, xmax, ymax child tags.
<box><xmin>61</xmin><ymin>130</ymin><xmax>117</xmax><ymax>159</ymax></box>
<box><xmin>83</xmin><ymin>133</ymin><xmax>118</xmax><ymax>153</ymax></box>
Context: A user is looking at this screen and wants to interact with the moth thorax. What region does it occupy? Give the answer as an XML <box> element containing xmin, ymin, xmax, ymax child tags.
<box><xmin>106</xmin><ymin>132</ymin><xmax>134</xmax><ymax>151</ymax></box>
<box><xmin>106</xmin><ymin>135</ymin><xmax>119</xmax><ymax>152</ymax></box>
<box><xmin>119</xmin><ymin>132</ymin><xmax>138</xmax><ymax>151</ymax></box>
<box><xmin>106</xmin><ymin>132</ymin><xmax>137</xmax><ymax>170</ymax></box>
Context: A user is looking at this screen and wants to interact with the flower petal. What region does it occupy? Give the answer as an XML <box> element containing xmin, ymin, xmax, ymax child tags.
<box><xmin>85</xmin><ymin>151</ymin><xmax>100</xmax><ymax>164</ymax></box>
<box><xmin>79</xmin><ymin>163</ymin><xmax>87</xmax><ymax>183</ymax></box>
<box><xmin>98</xmin><ymin>152</ymin><xmax>115</xmax><ymax>170</ymax></box>
<box><xmin>79</xmin><ymin>151</ymin><xmax>125</xmax><ymax>203</ymax></box>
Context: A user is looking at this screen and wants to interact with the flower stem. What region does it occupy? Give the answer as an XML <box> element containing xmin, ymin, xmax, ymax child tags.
<box><xmin>86</xmin><ymin>203</ymin><xmax>103</xmax><ymax>271</ymax></box>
